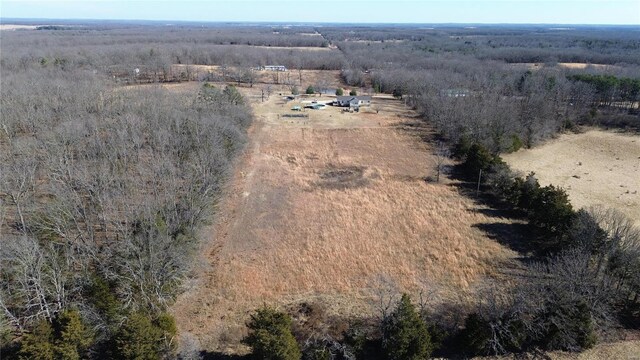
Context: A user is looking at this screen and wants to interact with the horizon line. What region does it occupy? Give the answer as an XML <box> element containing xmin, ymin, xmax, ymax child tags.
<box><xmin>2</xmin><ymin>17</ymin><xmax>640</xmax><ymax>27</ymax></box>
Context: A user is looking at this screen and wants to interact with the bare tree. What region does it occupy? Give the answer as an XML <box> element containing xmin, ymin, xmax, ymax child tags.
<box><xmin>0</xmin><ymin>146</ymin><xmax>38</xmax><ymax>233</ymax></box>
<box><xmin>433</xmin><ymin>142</ymin><xmax>450</xmax><ymax>183</ymax></box>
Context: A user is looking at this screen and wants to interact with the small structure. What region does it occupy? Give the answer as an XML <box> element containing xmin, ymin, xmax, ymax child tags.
<box><xmin>335</xmin><ymin>95</ymin><xmax>372</xmax><ymax>108</ymax></box>
<box><xmin>305</xmin><ymin>104</ymin><xmax>326</xmax><ymax>110</ymax></box>
<box><xmin>440</xmin><ymin>89</ymin><xmax>470</xmax><ymax>98</ymax></box>
<box><xmin>263</xmin><ymin>65</ymin><xmax>287</xmax><ymax>71</ymax></box>
<box><xmin>291</xmin><ymin>106</ymin><xmax>302</xmax><ymax>111</ymax></box>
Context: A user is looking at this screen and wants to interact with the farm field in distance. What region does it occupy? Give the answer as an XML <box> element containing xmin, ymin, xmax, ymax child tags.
<box><xmin>503</xmin><ymin>130</ymin><xmax>640</xmax><ymax>225</ymax></box>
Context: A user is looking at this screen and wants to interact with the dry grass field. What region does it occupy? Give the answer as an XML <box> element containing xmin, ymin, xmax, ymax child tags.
<box><xmin>508</xmin><ymin>62</ymin><xmax>622</xmax><ymax>71</ymax></box>
<box><xmin>503</xmin><ymin>130</ymin><xmax>640</xmax><ymax>225</ymax></box>
<box><xmin>171</xmin><ymin>64</ymin><xmax>343</xmax><ymax>88</ymax></box>
<box><xmin>546</xmin><ymin>340</ymin><xmax>640</xmax><ymax>360</ymax></box>
<box><xmin>483</xmin><ymin>340</ymin><xmax>640</xmax><ymax>360</ymax></box>
<box><xmin>170</xmin><ymin>82</ymin><xmax>521</xmax><ymax>352</ymax></box>
<box><xmin>0</xmin><ymin>24</ymin><xmax>39</xmax><ymax>30</ymax></box>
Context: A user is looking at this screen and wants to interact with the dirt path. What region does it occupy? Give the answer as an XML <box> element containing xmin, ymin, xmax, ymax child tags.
<box><xmin>171</xmin><ymin>89</ymin><xmax>519</xmax><ymax>352</ymax></box>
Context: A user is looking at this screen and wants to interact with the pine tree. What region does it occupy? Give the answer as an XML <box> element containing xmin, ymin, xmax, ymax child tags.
<box><xmin>19</xmin><ymin>320</ymin><xmax>55</xmax><ymax>360</ymax></box>
<box><xmin>243</xmin><ymin>306</ymin><xmax>301</xmax><ymax>360</ymax></box>
<box><xmin>114</xmin><ymin>312</ymin><xmax>165</xmax><ymax>360</ymax></box>
<box><xmin>53</xmin><ymin>310</ymin><xmax>93</xmax><ymax>360</ymax></box>
<box><xmin>382</xmin><ymin>294</ymin><xmax>432</xmax><ymax>360</ymax></box>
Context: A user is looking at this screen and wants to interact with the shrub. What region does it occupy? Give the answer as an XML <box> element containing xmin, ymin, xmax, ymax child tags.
<box><xmin>243</xmin><ymin>307</ymin><xmax>301</xmax><ymax>360</ymax></box>
<box><xmin>335</xmin><ymin>88</ymin><xmax>344</xmax><ymax>96</ymax></box>
<box><xmin>452</xmin><ymin>134</ymin><xmax>473</xmax><ymax>159</ymax></box>
<box><xmin>306</xmin><ymin>86</ymin><xmax>315</xmax><ymax>95</ymax></box>
<box><xmin>538</xmin><ymin>300</ymin><xmax>597</xmax><ymax>351</ymax></box>
<box><xmin>457</xmin><ymin>313</ymin><xmax>491</xmax><ymax>357</ymax></box>
<box><xmin>382</xmin><ymin>294</ymin><xmax>432</xmax><ymax>360</ymax></box>
<box><xmin>113</xmin><ymin>312</ymin><xmax>176</xmax><ymax>360</ymax></box>
<box><xmin>18</xmin><ymin>320</ymin><xmax>55</xmax><ymax>360</ymax></box>
<box><xmin>462</xmin><ymin>143</ymin><xmax>501</xmax><ymax>179</ymax></box>
<box><xmin>508</xmin><ymin>135</ymin><xmax>524</xmax><ymax>153</ymax></box>
<box><xmin>223</xmin><ymin>85</ymin><xmax>244</xmax><ymax>105</ymax></box>
<box><xmin>528</xmin><ymin>184</ymin><xmax>574</xmax><ymax>240</ymax></box>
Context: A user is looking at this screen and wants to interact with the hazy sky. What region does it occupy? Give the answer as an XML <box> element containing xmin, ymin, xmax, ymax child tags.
<box><xmin>1</xmin><ymin>0</ymin><xmax>639</xmax><ymax>25</ymax></box>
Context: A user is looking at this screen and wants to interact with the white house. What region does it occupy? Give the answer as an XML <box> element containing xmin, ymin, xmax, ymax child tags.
<box><xmin>263</xmin><ymin>65</ymin><xmax>287</xmax><ymax>71</ymax></box>
<box><xmin>335</xmin><ymin>95</ymin><xmax>372</xmax><ymax>108</ymax></box>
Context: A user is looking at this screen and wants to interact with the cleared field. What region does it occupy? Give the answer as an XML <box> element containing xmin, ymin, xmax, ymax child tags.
<box><xmin>247</xmin><ymin>45</ymin><xmax>334</xmax><ymax>51</ymax></box>
<box><xmin>171</xmin><ymin>83</ymin><xmax>520</xmax><ymax>352</ymax></box>
<box><xmin>0</xmin><ymin>24</ymin><xmax>38</xmax><ymax>30</ymax></box>
<box><xmin>508</xmin><ymin>62</ymin><xmax>621</xmax><ymax>71</ymax></box>
<box><xmin>171</xmin><ymin>64</ymin><xmax>343</xmax><ymax>88</ymax></box>
<box><xmin>503</xmin><ymin>130</ymin><xmax>640</xmax><ymax>225</ymax></box>
<box><xmin>548</xmin><ymin>340</ymin><xmax>640</xmax><ymax>360</ymax></box>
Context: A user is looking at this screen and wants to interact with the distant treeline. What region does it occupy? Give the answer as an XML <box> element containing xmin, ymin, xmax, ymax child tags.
<box><xmin>568</xmin><ymin>74</ymin><xmax>640</xmax><ymax>105</ymax></box>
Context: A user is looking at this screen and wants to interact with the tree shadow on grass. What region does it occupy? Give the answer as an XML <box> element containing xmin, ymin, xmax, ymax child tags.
<box><xmin>473</xmin><ymin>222</ymin><xmax>535</xmax><ymax>254</ymax></box>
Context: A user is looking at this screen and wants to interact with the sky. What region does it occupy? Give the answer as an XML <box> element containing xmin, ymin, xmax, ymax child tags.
<box><xmin>1</xmin><ymin>0</ymin><xmax>639</xmax><ymax>25</ymax></box>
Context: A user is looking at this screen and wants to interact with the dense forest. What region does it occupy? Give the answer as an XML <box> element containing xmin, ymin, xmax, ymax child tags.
<box><xmin>1</xmin><ymin>25</ymin><xmax>253</xmax><ymax>359</ymax></box>
<box><xmin>1</xmin><ymin>23</ymin><xmax>639</xmax><ymax>359</ymax></box>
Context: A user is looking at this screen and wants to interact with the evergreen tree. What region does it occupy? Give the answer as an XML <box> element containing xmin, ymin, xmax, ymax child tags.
<box><xmin>349</xmin><ymin>89</ymin><xmax>357</xmax><ymax>96</ymax></box>
<box><xmin>458</xmin><ymin>313</ymin><xmax>491</xmax><ymax>356</ymax></box>
<box><xmin>114</xmin><ymin>312</ymin><xmax>176</xmax><ymax>360</ymax></box>
<box><xmin>19</xmin><ymin>310</ymin><xmax>93</xmax><ymax>360</ymax></box>
<box><xmin>19</xmin><ymin>320</ymin><xmax>55</xmax><ymax>360</ymax></box>
<box><xmin>223</xmin><ymin>85</ymin><xmax>244</xmax><ymax>105</ymax></box>
<box><xmin>335</xmin><ymin>88</ymin><xmax>344</xmax><ymax>96</ymax></box>
<box><xmin>243</xmin><ymin>307</ymin><xmax>301</xmax><ymax>360</ymax></box>
<box><xmin>306</xmin><ymin>86</ymin><xmax>315</xmax><ymax>95</ymax></box>
<box><xmin>382</xmin><ymin>294</ymin><xmax>432</xmax><ymax>360</ymax></box>
<box><xmin>462</xmin><ymin>143</ymin><xmax>500</xmax><ymax>179</ymax></box>
<box><xmin>53</xmin><ymin>310</ymin><xmax>93</xmax><ymax>360</ymax></box>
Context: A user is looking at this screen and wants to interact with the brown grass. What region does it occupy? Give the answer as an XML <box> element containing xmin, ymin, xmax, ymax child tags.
<box><xmin>507</xmin><ymin>62</ymin><xmax>621</xmax><ymax>71</ymax></box>
<box><xmin>170</xmin><ymin>64</ymin><xmax>343</xmax><ymax>88</ymax></box>
<box><xmin>0</xmin><ymin>25</ymin><xmax>38</xmax><ymax>31</ymax></box>
<box><xmin>503</xmin><ymin>129</ymin><xmax>640</xmax><ymax>225</ymax></box>
<box><xmin>244</xmin><ymin>45</ymin><xmax>334</xmax><ymax>51</ymax></box>
<box><xmin>170</xmin><ymin>78</ymin><xmax>521</xmax><ymax>352</ymax></box>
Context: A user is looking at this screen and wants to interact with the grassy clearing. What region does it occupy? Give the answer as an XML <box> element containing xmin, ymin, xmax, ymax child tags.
<box><xmin>503</xmin><ymin>129</ymin><xmax>640</xmax><ymax>225</ymax></box>
<box><xmin>171</xmin><ymin>80</ymin><xmax>521</xmax><ymax>352</ymax></box>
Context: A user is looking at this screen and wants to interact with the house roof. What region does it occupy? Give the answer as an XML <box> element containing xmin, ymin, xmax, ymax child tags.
<box><xmin>336</xmin><ymin>95</ymin><xmax>372</xmax><ymax>102</ymax></box>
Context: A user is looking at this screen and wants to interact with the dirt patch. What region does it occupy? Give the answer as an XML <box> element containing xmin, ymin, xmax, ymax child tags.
<box><xmin>316</xmin><ymin>165</ymin><xmax>370</xmax><ymax>189</ymax></box>
<box><xmin>503</xmin><ymin>129</ymin><xmax>640</xmax><ymax>225</ymax></box>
